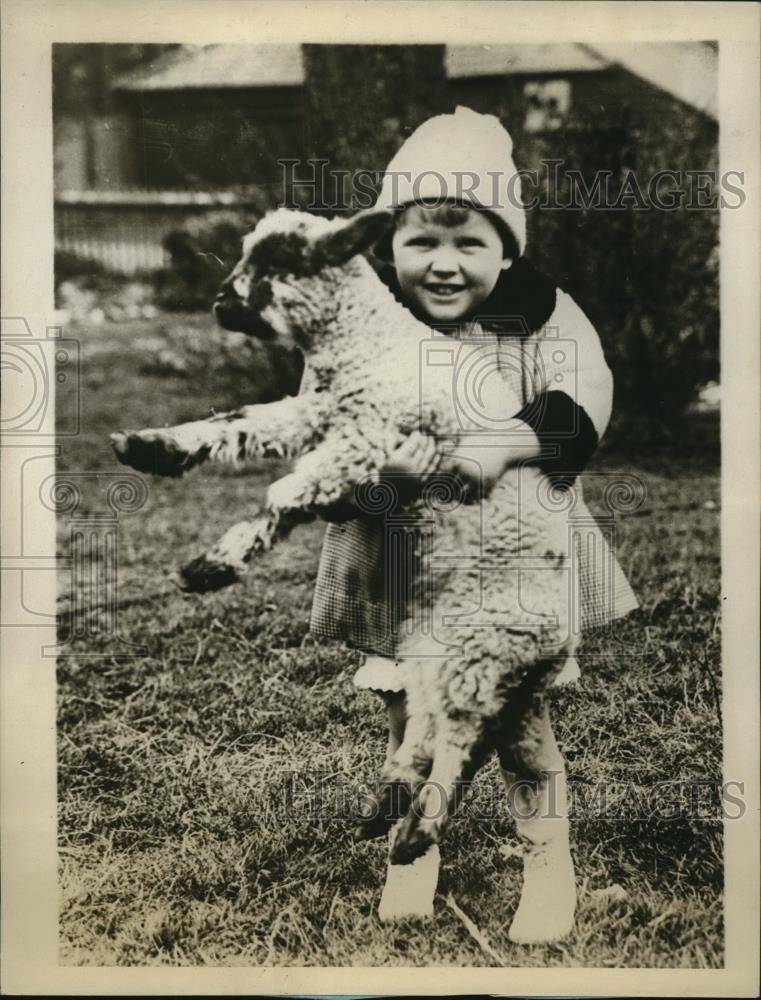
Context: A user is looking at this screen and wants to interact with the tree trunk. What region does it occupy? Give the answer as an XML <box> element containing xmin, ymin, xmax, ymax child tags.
<box><xmin>300</xmin><ymin>44</ymin><xmax>447</xmax><ymax>212</ymax></box>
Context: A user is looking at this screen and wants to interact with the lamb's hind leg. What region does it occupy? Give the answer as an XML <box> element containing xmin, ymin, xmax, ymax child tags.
<box><xmin>364</xmin><ymin>693</ymin><xmax>441</xmax><ymax>923</ymax></box>
<box><xmin>498</xmin><ymin>698</ymin><xmax>576</xmax><ymax>944</ymax></box>
<box><xmin>376</xmin><ymin>713</ymin><xmax>441</xmax><ymax>921</ymax></box>
<box><xmin>391</xmin><ymin>714</ymin><xmax>489</xmax><ymax>865</ymax></box>
<box><xmin>376</xmin><ymin>711</ymin><xmax>469</xmax><ymax>921</ymax></box>
<box><xmin>353</xmin><ymin>705</ymin><xmax>434</xmax><ymax>843</ymax></box>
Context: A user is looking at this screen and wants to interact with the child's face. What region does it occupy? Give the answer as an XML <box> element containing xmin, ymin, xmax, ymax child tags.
<box><xmin>391</xmin><ymin>205</ymin><xmax>511</xmax><ymax>322</ymax></box>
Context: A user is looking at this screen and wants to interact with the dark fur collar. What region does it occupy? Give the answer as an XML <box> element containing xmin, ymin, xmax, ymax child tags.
<box><xmin>376</xmin><ymin>257</ymin><xmax>557</xmax><ymax>338</ymax></box>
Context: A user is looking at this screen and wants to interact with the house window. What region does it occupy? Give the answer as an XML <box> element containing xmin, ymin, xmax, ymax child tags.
<box><xmin>523</xmin><ymin>79</ymin><xmax>571</xmax><ymax>133</ymax></box>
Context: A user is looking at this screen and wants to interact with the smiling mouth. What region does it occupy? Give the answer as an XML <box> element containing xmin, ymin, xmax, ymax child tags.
<box><xmin>424</xmin><ymin>283</ymin><xmax>467</xmax><ymax>298</ymax></box>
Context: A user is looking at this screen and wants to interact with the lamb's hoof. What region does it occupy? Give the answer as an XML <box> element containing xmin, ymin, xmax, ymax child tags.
<box><xmin>390</xmin><ymin>821</ymin><xmax>436</xmax><ymax>866</ymax></box>
<box><xmin>177</xmin><ymin>555</ymin><xmax>242</xmax><ymax>593</ymax></box>
<box><xmin>351</xmin><ymin>807</ymin><xmax>390</xmax><ymax>843</ymax></box>
<box><xmin>378</xmin><ymin>844</ymin><xmax>440</xmax><ymax>922</ymax></box>
<box><xmin>552</xmin><ymin>656</ymin><xmax>581</xmax><ymax>688</ymax></box>
<box><xmin>508</xmin><ymin>840</ymin><xmax>576</xmax><ymax>944</ymax></box>
<box><xmin>110</xmin><ymin>432</ymin><xmax>187</xmax><ymax>477</ymax></box>
<box><xmin>353</xmin><ymin>781</ymin><xmax>412</xmax><ymax>842</ymax></box>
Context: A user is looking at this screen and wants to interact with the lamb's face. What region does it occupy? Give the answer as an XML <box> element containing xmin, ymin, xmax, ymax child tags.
<box><xmin>213</xmin><ymin>208</ymin><xmax>392</xmax><ymax>348</ymax></box>
<box><xmin>213</xmin><ymin>209</ymin><xmax>327</xmax><ymax>342</ymax></box>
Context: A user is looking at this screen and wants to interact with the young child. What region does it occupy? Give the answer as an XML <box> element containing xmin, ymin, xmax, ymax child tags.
<box><xmin>309</xmin><ymin>107</ymin><xmax>638</xmax><ymax>919</ymax></box>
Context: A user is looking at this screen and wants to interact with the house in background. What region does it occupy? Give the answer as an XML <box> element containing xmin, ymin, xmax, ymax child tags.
<box><xmin>446</xmin><ymin>42</ymin><xmax>716</xmax><ymax>130</ymax></box>
<box><xmin>112</xmin><ymin>44</ymin><xmax>307</xmax><ymax>192</ymax></box>
<box><xmin>53</xmin><ymin>44</ymin><xmax>177</xmax><ymax>192</ymax></box>
<box><xmin>55</xmin><ymin>41</ymin><xmax>717</xmax><ymax>195</ymax></box>
<box><xmin>53</xmin><ymin>42</ymin><xmax>717</xmax><ymax>272</ymax></box>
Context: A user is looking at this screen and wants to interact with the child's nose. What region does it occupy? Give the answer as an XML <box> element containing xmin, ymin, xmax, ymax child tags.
<box><xmin>429</xmin><ymin>248</ymin><xmax>460</xmax><ymax>276</ymax></box>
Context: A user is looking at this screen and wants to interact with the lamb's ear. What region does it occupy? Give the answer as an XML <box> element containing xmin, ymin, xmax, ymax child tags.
<box><xmin>311</xmin><ymin>209</ymin><xmax>394</xmax><ymax>268</ymax></box>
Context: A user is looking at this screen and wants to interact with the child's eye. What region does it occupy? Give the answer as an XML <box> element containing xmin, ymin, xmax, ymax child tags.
<box><xmin>405</xmin><ymin>237</ymin><xmax>437</xmax><ymax>248</ymax></box>
<box><xmin>457</xmin><ymin>238</ymin><xmax>485</xmax><ymax>249</ymax></box>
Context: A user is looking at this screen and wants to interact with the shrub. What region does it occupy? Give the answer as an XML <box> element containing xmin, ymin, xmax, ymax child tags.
<box><xmin>151</xmin><ymin>208</ymin><xmax>303</xmax><ymax>397</ymax></box>
<box><xmin>55</xmin><ymin>251</ymin><xmax>158</xmax><ymax>323</ymax></box>
<box><xmin>153</xmin><ymin>210</ymin><xmax>260</xmax><ymax>313</ymax></box>
<box><xmin>523</xmin><ymin>104</ymin><xmax>719</xmax><ymax>444</ymax></box>
<box><xmin>55</xmin><ymin>249</ymin><xmax>111</xmax><ymax>286</ymax></box>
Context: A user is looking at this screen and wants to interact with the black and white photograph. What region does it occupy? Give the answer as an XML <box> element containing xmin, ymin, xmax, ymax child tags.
<box><xmin>2</xmin><ymin>1</ymin><xmax>759</xmax><ymax>994</ymax></box>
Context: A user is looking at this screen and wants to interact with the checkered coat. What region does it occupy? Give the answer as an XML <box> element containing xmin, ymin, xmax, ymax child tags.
<box><xmin>309</xmin><ymin>260</ymin><xmax>639</xmax><ymax>659</ymax></box>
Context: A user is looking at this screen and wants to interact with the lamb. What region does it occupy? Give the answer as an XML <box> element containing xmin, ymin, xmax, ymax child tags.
<box><xmin>111</xmin><ymin>207</ymin><xmax>578</xmax><ymax>943</ymax></box>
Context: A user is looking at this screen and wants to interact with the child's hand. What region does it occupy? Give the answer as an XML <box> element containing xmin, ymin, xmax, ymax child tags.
<box><xmin>437</xmin><ymin>422</ymin><xmax>542</xmax><ymax>495</ymax></box>
<box><xmin>381</xmin><ymin>432</ymin><xmax>440</xmax><ymax>481</ymax></box>
<box><xmin>380</xmin><ymin>432</ymin><xmax>441</xmax><ymax>504</ymax></box>
<box><xmin>322</xmin><ymin>433</ymin><xmax>440</xmax><ymax>521</ymax></box>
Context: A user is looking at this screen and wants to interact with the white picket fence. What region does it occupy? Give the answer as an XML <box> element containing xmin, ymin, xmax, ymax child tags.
<box><xmin>54</xmin><ymin>190</ymin><xmax>251</xmax><ymax>275</ymax></box>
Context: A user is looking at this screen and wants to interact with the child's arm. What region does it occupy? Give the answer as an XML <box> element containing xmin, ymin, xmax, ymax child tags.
<box><xmin>514</xmin><ymin>292</ymin><xmax>613</xmax><ymax>488</ymax></box>
<box><xmin>441</xmin><ymin>295</ymin><xmax>613</xmax><ymax>493</ymax></box>
<box><xmin>439</xmin><ymin>424</ymin><xmax>541</xmax><ymax>496</ymax></box>
<box><xmin>326</xmin><ymin>288</ymin><xmax>614</xmax><ymax>512</ymax></box>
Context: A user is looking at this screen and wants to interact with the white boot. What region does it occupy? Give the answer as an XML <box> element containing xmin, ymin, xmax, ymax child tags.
<box><xmin>378</xmin><ymin>842</ymin><xmax>440</xmax><ymax>922</ymax></box>
<box><xmin>552</xmin><ymin>655</ymin><xmax>581</xmax><ymax>688</ymax></box>
<box><xmin>508</xmin><ymin>836</ymin><xmax>576</xmax><ymax>943</ymax></box>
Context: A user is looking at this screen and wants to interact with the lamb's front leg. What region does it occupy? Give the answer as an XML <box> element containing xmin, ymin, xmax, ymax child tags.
<box><xmin>111</xmin><ymin>394</ymin><xmax>315</xmax><ymax>477</ymax></box>
<box><xmin>182</xmin><ymin>434</ymin><xmax>379</xmax><ymax>590</ymax></box>
<box><xmin>178</xmin><ymin>515</ymin><xmax>288</xmax><ymax>592</ymax></box>
<box><xmin>177</xmin><ymin>469</ymin><xmax>320</xmax><ymax>590</ymax></box>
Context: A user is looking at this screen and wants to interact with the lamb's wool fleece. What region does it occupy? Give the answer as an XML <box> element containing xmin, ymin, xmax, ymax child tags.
<box><xmin>215</xmin><ymin>253</ymin><xmax>506</xmax><ymax>499</ymax></box>
<box><xmin>366</xmin><ymin>457</ymin><xmax>574</xmax><ymax>863</ymax></box>
<box><xmin>112</xmin><ymin>208</ymin><xmax>577</xmax><ymax>866</ymax></box>
<box><xmin>226</xmin><ymin>212</ymin><xmax>575</xmax><ymax>699</ymax></box>
<box><xmin>400</xmin><ymin>465</ymin><xmax>571</xmax><ymax>710</ymax></box>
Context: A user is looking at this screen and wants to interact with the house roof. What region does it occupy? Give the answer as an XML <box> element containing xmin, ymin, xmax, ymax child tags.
<box><xmin>585</xmin><ymin>42</ymin><xmax>717</xmax><ymax>119</ymax></box>
<box><xmin>115</xmin><ymin>44</ymin><xmax>305</xmax><ymax>90</ymax></box>
<box><xmin>114</xmin><ymin>42</ymin><xmax>717</xmax><ymax>120</ymax></box>
<box><xmin>445</xmin><ymin>43</ymin><xmax>612</xmax><ymax>77</ymax></box>
<box><xmin>116</xmin><ymin>42</ymin><xmax>613</xmax><ymax>91</ymax></box>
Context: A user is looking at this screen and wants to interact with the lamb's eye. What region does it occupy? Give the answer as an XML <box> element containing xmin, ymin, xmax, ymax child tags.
<box><xmin>233</xmin><ymin>273</ymin><xmax>252</xmax><ymax>298</ymax></box>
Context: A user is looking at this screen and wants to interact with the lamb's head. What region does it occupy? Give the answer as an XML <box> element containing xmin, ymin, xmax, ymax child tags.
<box><xmin>213</xmin><ymin>207</ymin><xmax>392</xmax><ymax>351</ymax></box>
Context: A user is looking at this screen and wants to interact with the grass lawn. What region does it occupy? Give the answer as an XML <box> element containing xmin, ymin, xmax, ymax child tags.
<box><xmin>57</xmin><ymin>315</ymin><xmax>723</xmax><ymax>967</ymax></box>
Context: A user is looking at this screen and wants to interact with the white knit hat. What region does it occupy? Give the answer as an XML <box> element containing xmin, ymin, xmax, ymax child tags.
<box><xmin>375</xmin><ymin>106</ymin><xmax>526</xmax><ymax>254</ymax></box>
